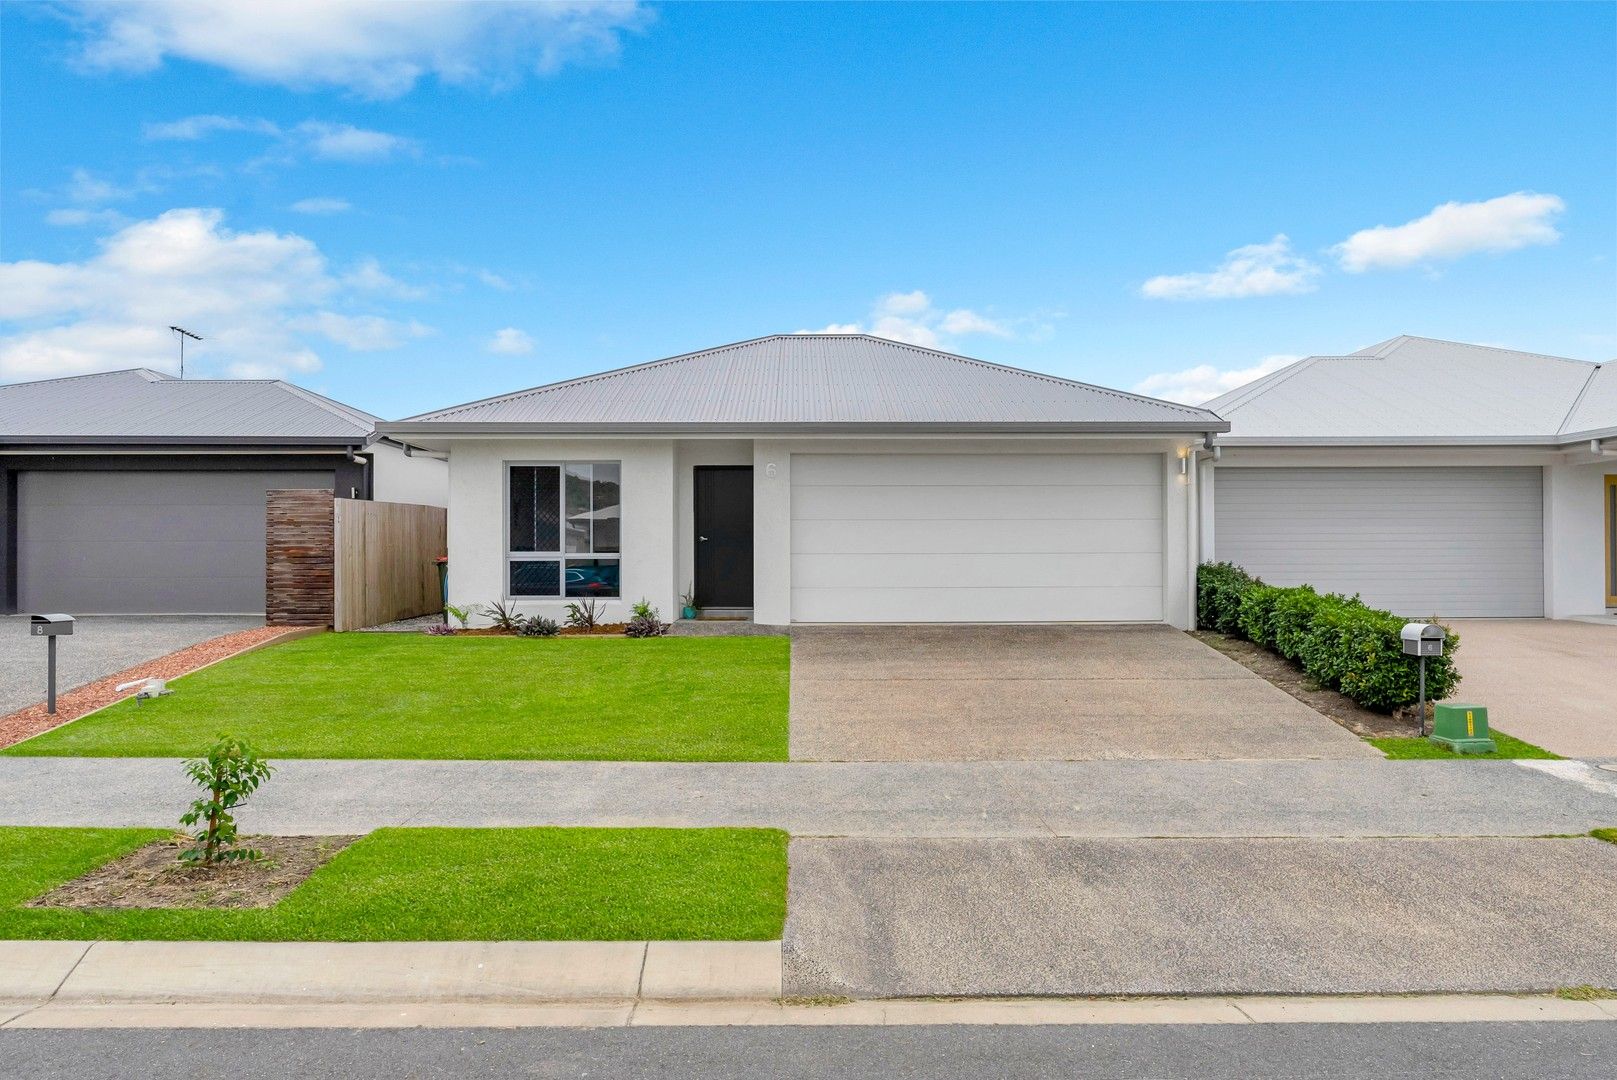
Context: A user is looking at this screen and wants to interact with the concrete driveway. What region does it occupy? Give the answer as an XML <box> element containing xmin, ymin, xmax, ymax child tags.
<box><xmin>789</xmin><ymin>625</ymin><xmax>1375</xmax><ymax>761</ymax></box>
<box><xmin>0</xmin><ymin>615</ymin><xmax>262</xmax><ymax>715</ymax></box>
<box><xmin>1445</xmin><ymin>619</ymin><xmax>1617</xmax><ymax>758</ymax></box>
<box><xmin>784</xmin><ymin>835</ymin><xmax>1617</xmax><ymax>997</ymax></box>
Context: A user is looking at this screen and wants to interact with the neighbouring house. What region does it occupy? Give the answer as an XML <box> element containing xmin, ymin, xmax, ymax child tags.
<box><xmin>383</xmin><ymin>334</ymin><xmax>1228</xmax><ymax>627</ymax></box>
<box><xmin>1202</xmin><ymin>336</ymin><xmax>1617</xmax><ymax>620</ymax></box>
<box><xmin>0</xmin><ymin>368</ymin><xmax>447</xmax><ymax>615</ymax></box>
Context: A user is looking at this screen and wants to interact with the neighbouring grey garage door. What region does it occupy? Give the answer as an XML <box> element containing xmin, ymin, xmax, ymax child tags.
<box><xmin>790</xmin><ymin>453</ymin><xmax>1164</xmax><ymax>622</ymax></box>
<box><xmin>1214</xmin><ymin>466</ymin><xmax>1544</xmax><ymax>618</ymax></box>
<box><xmin>17</xmin><ymin>470</ymin><xmax>332</xmax><ymax>615</ymax></box>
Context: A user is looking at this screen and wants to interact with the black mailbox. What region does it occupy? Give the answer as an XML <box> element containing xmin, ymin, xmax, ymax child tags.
<box><xmin>30</xmin><ymin>614</ymin><xmax>75</xmax><ymax>637</ymax></box>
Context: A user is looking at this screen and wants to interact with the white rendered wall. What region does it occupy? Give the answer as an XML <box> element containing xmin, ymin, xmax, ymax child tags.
<box><xmin>371</xmin><ymin>441</ymin><xmax>449</xmax><ymax>506</ymax></box>
<box><xmin>444</xmin><ymin>438</ymin><xmax>676</xmax><ymax>626</ymax></box>
<box><xmin>1545</xmin><ymin>460</ymin><xmax>1617</xmax><ymax>617</ymax></box>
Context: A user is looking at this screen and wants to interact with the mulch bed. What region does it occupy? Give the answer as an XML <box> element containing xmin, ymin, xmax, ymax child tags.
<box><xmin>1192</xmin><ymin>630</ymin><xmax>1422</xmax><ymax>738</ymax></box>
<box><xmin>0</xmin><ymin>626</ymin><xmax>308</xmax><ymax>751</ymax></box>
<box><xmin>445</xmin><ymin>624</ymin><xmax>632</xmax><ymax>636</ymax></box>
<box><xmin>27</xmin><ymin>835</ymin><xmax>358</xmax><ymax>910</ymax></box>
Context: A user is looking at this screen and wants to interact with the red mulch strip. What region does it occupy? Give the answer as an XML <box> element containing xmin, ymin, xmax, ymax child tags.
<box><xmin>0</xmin><ymin>626</ymin><xmax>309</xmax><ymax>751</ymax></box>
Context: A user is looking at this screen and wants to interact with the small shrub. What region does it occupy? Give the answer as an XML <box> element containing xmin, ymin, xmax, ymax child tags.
<box><xmin>1236</xmin><ymin>583</ymin><xmax>1286</xmax><ymax>650</ymax></box>
<box><xmin>517</xmin><ymin>615</ymin><xmax>561</xmax><ymax>637</ymax></box>
<box><xmin>565</xmin><ymin>599</ymin><xmax>602</xmax><ymax>631</ymax></box>
<box><xmin>1270</xmin><ymin>586</ymin><xmax>1332</xmax><ymax>662</ymax></box>
<box><xmin>480</xmin><ymin>600</ymin><xmax>524</xmax><ymax>633</ymax></box>
<box><xmin>625</xmin><ymin>599</ymin><xmax>668</xmax><ymax>638</ymax></box>
<box><xmin>1195</xmin><ymin>562</ymin><xmax>1255</xmax><ymax>635</ymax></box>
<box><xmin>178</xmin><ymin>736</ymin><xmax>274</xmax><ymax>866</ymax></box>
<box><xmin>422</xmin><ymin>622</ymin><xmax>456</xmax><ymax>636</ymax></box>
<box><xmin>444</xmin><ymin>603</ymin><xmax>473</xmax><ymax>629</ymax></box>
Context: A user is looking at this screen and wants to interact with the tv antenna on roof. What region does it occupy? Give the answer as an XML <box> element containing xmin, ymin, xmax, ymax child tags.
<box><xmin>169</xmin><ymin>325</ymin><xmax>202</xmax><ymax>379</ymax></box>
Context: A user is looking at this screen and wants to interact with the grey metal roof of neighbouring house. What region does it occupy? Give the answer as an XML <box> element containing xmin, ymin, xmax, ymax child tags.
<box><xmin>1205</xmin><ymin>336</ymin><xmax>1617</xmax><ymax>446</ymax></box>
<box><xmin>387</xmin><ymin>334</ymin><xmax>1228</xmax><ymax>435</ymax></box>
<box><xmin>0</xmin><ymin>368</ymin><xmax>381</xmax><ymax>446</ymax></box>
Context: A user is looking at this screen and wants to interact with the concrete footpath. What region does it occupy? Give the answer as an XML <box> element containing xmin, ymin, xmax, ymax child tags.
<box><xmin>1</xmin><ymin>757</ymin><xmax>1615</xmax><ymax>837</ymax></box>
<box><xmin>1</xmin><ymin>940</ymin><xmax>1614</xmax><ymax>1030</ymax></box>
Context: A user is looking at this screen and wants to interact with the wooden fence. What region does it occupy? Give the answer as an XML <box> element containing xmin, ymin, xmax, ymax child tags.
<box><xmin>332</xmin><ymin>498</ymin><xmax>447</xmax><ymax>631</ymax></box>
<box><xmin>267</xmin><ymin>491</ymin><xmax>446</xmax><ymax>630</ymax></box>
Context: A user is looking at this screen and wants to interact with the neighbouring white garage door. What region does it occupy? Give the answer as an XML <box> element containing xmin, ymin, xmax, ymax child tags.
<box><xmin>18</xmin><ymin>470</ymin><xmax>332</xmax><ymax>615</ymax></box>
<box><xmin>1214</xmin><ymin>466</ymin><xmax>1544</xmax><ymax>618</ymax></box>
<box><xmin>789</xmin><ymin>453</ymin><xmax>1163</xmax><ymax>622</ymax></box>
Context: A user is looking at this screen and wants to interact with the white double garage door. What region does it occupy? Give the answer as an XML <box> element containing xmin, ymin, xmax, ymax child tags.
<box><xmin>789</xmin><ymin>452</ymin><xmax>1164</xmax><ymax>623</ymax></box>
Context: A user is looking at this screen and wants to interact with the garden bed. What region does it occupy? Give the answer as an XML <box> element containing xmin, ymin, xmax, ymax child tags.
<box><xmin>29</xmin><ymin>835</ymin><xmax>357</xmax><ymax>910</ymax></box>
<box><xmin>1193</xmin><ymin>630</ymin><xmax>1417</xmax><ymax>738</ymax></box>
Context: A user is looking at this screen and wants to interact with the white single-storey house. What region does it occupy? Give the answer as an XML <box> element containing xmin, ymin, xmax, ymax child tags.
<box><xmin>1202</xmin><ymin>336</ymin><xmax>1617</xmax><ymax>620</ymax></box>
<box><xmin>384</xmin><ymin>335</ymin><xmax>1229</xmax><ymax>628</ymax></box>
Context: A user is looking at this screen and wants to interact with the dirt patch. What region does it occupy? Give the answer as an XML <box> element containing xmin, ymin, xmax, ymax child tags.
<box><xmin>28</xmin><ymin>834</ymin><xmax>358</xmax><ymax>910</ymax></box>
<box><xmin>0</xmin><ymin>626</ymin><xmax>313</xmax><ymax>751</ymax></box>
<box><xmin>1192</xmin><ymin>631</ymin><xmax>1421</xmax><ymax>739</ymax></box>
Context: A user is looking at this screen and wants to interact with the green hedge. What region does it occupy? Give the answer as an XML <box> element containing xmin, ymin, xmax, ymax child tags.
<box><xmin>1195</xmin><ymin>562</ymin><xmax>1460</xmax><ymax>713</ymax></box>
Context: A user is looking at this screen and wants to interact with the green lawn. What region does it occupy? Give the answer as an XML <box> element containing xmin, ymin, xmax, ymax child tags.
<box><xmin>5</xmin><ymin>634</ymin><xmax>790</xmax><ymax>761</ymax></box>
<box><xmin>0</xmin><ymin>826</ymin><xmax>787</xmax><ymax>941</ymax></box>
<box><xmin>1368</xmin><ymin>731</ymin><xmax>1560</xmax><ymax>760</ymax></box>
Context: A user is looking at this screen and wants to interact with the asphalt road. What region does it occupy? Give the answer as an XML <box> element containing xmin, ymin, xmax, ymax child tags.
<box><xmin>2</xmin><ymin>1023</ymin><xmax>1613</xmax><ymax>1079</ymax></box>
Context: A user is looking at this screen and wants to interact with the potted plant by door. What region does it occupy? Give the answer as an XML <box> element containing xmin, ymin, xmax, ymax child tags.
<box><xmin>680</xmin><ymin>584</ymin><xmax>698</xmax><ymax>621</ymax></box>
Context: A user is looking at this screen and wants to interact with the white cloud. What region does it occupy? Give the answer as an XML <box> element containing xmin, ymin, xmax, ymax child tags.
<box><xmin>0</xmin><ymin>207</ymin><xmax>429</xmax><ymax>381</ymax></box>
<box><xmin>802</xmin><ymin>291</ymin><xmax>1013</xmax><ymax>349</ymax></box>
<box><xmin>143</xmin><ymin>114</ymin><xmax>278</xmax><ymax>141</ymax></box>
<box><xmin>477</xmin><ymin>270</ymin><xmax>513</xmax><ymax>291</ymax></box>
<box><xmin>46</xmin><ymin>207</ymin><xmax>127</xmax><ymax>228</ymax></box>
<box><xmin>1333</xmin><ymin>192</ymin><xmax>1565</xmax><ymax>272</ymax></box>
<box><xmin>1141</xmin><ymin>235</ymin><xmax>1321</xmax><ymax>301</ymax></box>
<box><xmin>1132</xmin><ymin>354</ymin><xmax>1302</xmax><ymax>405</ymax></box>
<box><xmin>68</xmin><ymin>0</ymin><xmax>652</xmax><ymax>98</ymax></box>
<box><xmin>289</xmin><ymin>196</ymin><xmax>352</xmax><ymax>215</ymax></box>
<box><xmin>146</xmin><ymin>115</ymin><xmax>418</xmax><ymax>163</ymax></box>
<box><xmin>293</xmin><ymin>120</ymin><xmax>417</xmax><ymax>162</ymax></box>
<box><xmin>292</xmin><ymin>312</ymin><xmax>432</xmax><ymax>352</ymax></box>
<box><xmin>342</xmin><ymin>257</ymin><xmax>429</xmax><ymax>300</ymax></box>
<box><xmin>486</xmin><ymin>327</ymin><xmax>536</xmax><ymax>355</ymax></box>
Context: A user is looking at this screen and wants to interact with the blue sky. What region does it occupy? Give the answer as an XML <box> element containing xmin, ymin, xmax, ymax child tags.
<box><xmin>2</xmin><ymin>1</ymin><xmax>1612</xmax><ymax>418</ymax></box>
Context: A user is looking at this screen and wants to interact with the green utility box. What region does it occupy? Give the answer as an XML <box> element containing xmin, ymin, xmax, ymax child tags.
<box><xmin>1429</xmin><ymin>703</ymin><xmax>1495</xmax><ymax>754</ymax></box>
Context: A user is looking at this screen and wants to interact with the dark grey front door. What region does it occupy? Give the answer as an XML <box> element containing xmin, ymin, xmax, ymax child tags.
<box><xmin>17</xmin><ymin>470</ymin><xmax>331</xmax><ymax>614</ymax></box>
<box><xmin>693</xmin><ymin>466</ymin><xmax>753</xmax><ymax>608</ymax></box>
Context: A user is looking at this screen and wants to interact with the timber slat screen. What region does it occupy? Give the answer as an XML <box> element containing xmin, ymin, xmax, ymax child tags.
<box><xmin>267</xmin><ymin>491</ymin><xmax>445</xmax><ymax>630</ymax></box>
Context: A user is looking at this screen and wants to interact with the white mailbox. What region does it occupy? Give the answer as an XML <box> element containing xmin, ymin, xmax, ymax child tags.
<box><xmin>1400</xmin><ymin>622</ymin><xmax>1446</xmax><ymax>658</ymax></box>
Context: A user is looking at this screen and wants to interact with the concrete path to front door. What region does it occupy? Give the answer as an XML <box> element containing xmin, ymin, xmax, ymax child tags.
<box><xmin>0</xmin><ymin>616</ymin><xmax>263</xmax><ymax>715</ymax></box>
<box><xmin>788</xmin><ymin>625</ymin><xmax>1376</xmax><ymax>761</ymax></box>
<box><xmin>1445</xmin><ymin>619</ymin><xmax>1617</xmax><ymax>758</ymax></box>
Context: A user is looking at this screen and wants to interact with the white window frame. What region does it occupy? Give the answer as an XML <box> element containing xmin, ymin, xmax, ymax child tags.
<box><xmin>504</xmin><ymin>461</ymin><xmax>622</xmax><ymax>600</ymax></box>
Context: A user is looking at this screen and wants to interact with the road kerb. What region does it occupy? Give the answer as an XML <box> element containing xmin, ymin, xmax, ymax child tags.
<box><xmin>3</xmin><ymin>993</ymin><xmax>1614</xmax><ymax>1029</ymax></box>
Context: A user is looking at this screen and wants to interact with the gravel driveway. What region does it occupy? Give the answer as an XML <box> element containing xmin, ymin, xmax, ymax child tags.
<box><xmin>0</xmin><ymin>615</ymin><xmax>262</xmax><ymax>715</ymax></box>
